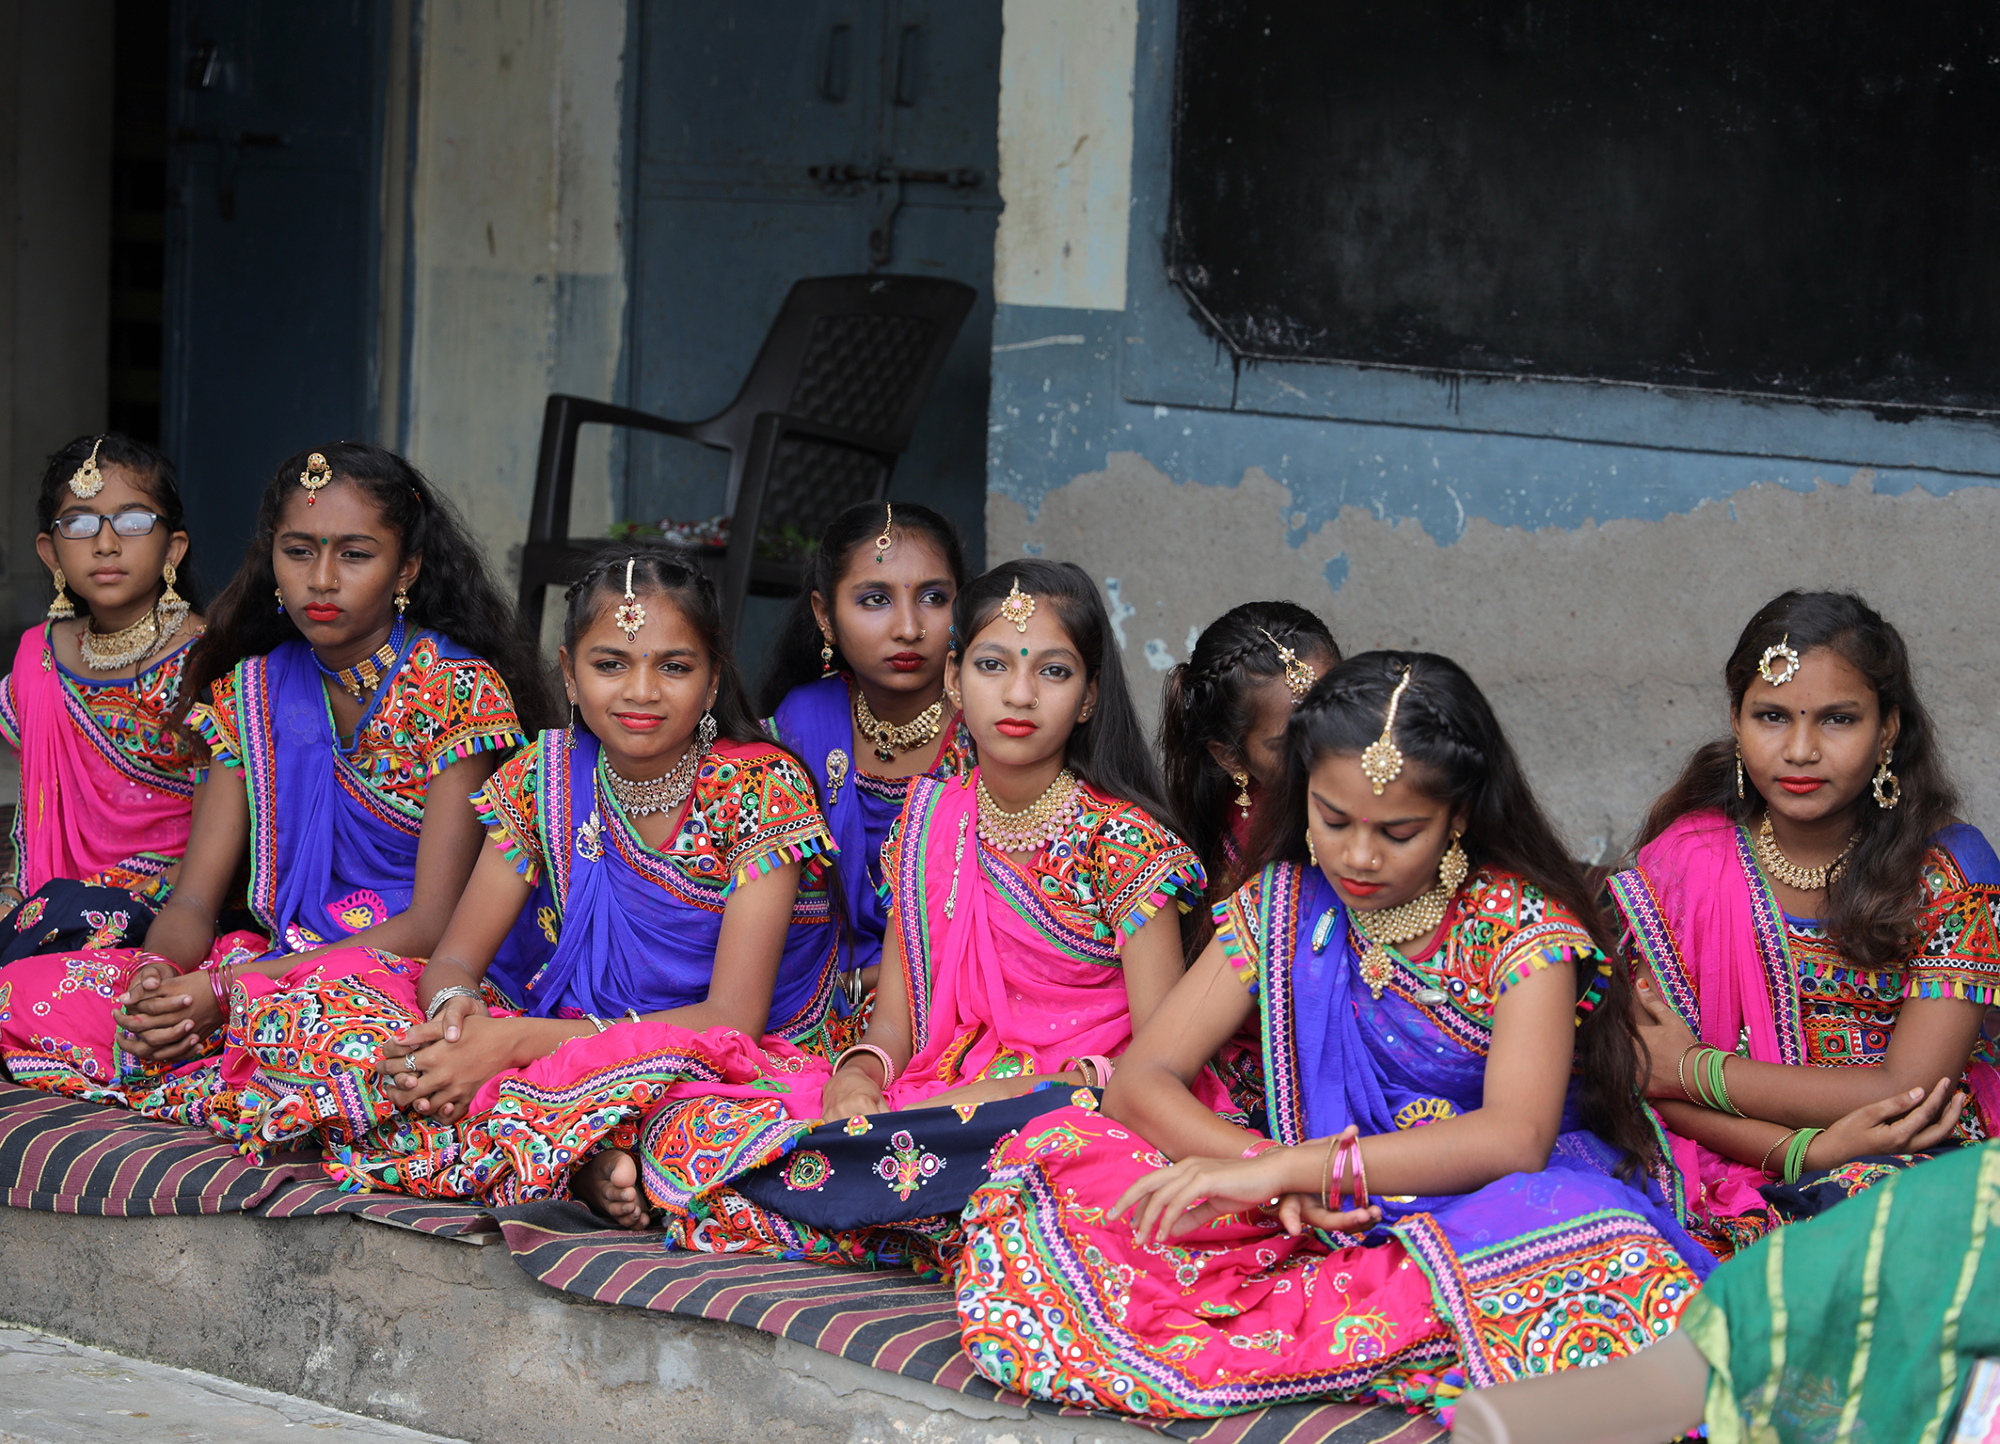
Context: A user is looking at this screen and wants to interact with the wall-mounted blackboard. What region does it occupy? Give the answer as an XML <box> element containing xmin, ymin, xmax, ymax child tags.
<box><xmin>1170</xmin><ymin>2</ymin><xmax>2000</xmax><ymax>413</ymax></box>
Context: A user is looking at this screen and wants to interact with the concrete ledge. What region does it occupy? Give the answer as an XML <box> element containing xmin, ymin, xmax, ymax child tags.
<box><xmin>0</xmin><ymin>1207</ymin><xmax>1157</xmax><ymax>1444</ymax></box>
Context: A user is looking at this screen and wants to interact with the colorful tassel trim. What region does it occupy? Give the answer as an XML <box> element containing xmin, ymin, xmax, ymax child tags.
<box><xmin>1212</xmin><ymin>909</ymin><xmax>1260</xmax><ymax>993</ymax></box>
<box><xmin>472</xmin><ymin>794</ymin><xmax>542</xmax><ymax>885</ymax></box>
<box><xmin>186</xmin><ymin>708</ymin><xmax>241</xmax><ymax>770</ymax></box>
<box><xmin>1114</xmin><ymin>865</ymin><xmax>1208</xmax><ymax>942</ymax></box>
<box><xmin>405</xmin><ymin>727</ymin><xmax>527</xmax><ymax>780</ymax></box>
<box><xmin>728</xmin><ymin>830</ymin><xmax>836</xmax><ymax>892</ymax></box>
<box><xmin>1908</xmin><ymin>977</ymin><xmax>1998</xmax><ymax>1005</ymax></box>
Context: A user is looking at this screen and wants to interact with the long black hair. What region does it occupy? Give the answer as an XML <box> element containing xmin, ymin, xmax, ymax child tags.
<box><xmin>1161</xmin><ymin>600</ymin><xmax>1340</xmax><ymax>891</ymax></box>
<box><xmin>1635</xmin><ymin>590</ymin><xmax>1954</xmax><ymax>974</ymax></box>
<box><xmin>1257</xmin><ymin>650</ymin><xmax>1653</xmax><ymax>1173</ymax></box>
<box><xmin>954</xmin><ymin>560</ymin><xmax>1179</xmax><ymax>833</ymax></box>
<box><xmin>37</xmin><ymin>432</ymin><xmax>203</xmax><ymax>614</ymax></box>
<box><xmin>180</xmin><ymin>441</ymin><xmax>554</xmax><ymax>730</ymax></box>
<box><xmin>757</xmin><ymin>500</ymin><xmax>967</xmax><ymax>715</ymax></box>
<box><xmin>561</xmin><ymin>543</ymin><xmax>766</xmax><ymax>748</ymax></box>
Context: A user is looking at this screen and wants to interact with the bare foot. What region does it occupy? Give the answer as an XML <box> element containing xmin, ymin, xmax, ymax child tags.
<box><xmin>574</xmin><ymin>1148</ymin><xmax>650</xmax><ymax>1230</ymax></box>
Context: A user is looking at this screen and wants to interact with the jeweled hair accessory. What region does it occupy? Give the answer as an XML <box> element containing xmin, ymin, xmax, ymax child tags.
<box><xmin>299</xmin><ymin>452</ymin><xmax>332</xmax><ymax>505</ymax></box>
<box><xmin>1257</xmin><ymin>627</ymin><xmax>1318</xmax><ymax>702</ymax></box>
<box><xmin>998</xmin><ymin>577</ymin><xmax>1036</xmax><ymax>633</ymax></box>
<box><xmin>1359</xmin><ymin>665</ymin><xmax>1415</xmax><ymax>796</ymax></box>
<box><xmin>613</xmin><ymin>558</ymin><xmax>648</xmax><ymax>640</ymax></box>
<box><xmin>68</xmin><ymin>438</ymin><xmax>105</xmax><ymax>499</ymax></box>
<box><xmin>874</xmin><ymin>502</ymin><xmax>894</xmax><ymax>562</ymax></box>
<box><xmin>1758</xmin><ymin>633</ymin><xmax>1801</xmax><ymax>687</ymax></box>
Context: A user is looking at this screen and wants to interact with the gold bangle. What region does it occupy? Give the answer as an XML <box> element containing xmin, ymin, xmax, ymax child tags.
<box><xmin>1760</xmin><ymin>1129</ymin><xmax>1795</xmax><ymax>1179</ymax></box>
<box><xmin>1320</xmin><ymin>1134</ymin><xmax>1338</xmax><ymax>1211</ymax></box>
<box><xmin>1676</xmin><ymin>1043</ymin><xmax>1704</xmax><ymax>1104</ymax></box>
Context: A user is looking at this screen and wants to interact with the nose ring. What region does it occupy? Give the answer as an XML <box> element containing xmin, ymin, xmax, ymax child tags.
<box><xmin>916</xmin><ymin>627</ymin><xmax>927</xmax><ymax>641</ymax></box>
<box><xmin>1028</xmin><ymin>697</ymin><xmax>1039</xmax><ymax>709</ymax></box>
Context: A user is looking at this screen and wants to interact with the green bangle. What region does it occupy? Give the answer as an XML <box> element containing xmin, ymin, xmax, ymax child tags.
<box><xmin>1704</xmin><ymin>1047</ymin><xmax>1742</xmax><ymax>1117</ymax></box>
<box><xmin>1782</xmin><ymin>1127</ymin><xmax>1822</xmax><ymax>1184</ymax></box>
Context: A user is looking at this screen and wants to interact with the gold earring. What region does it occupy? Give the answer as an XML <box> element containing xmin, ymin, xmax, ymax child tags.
<box><xmin>394</xmin><ymin>585</ymin><xmax>410</xmax><ymax>617</ymax></box>
<box><xmin>820</xmin><ymin>635</ymin><xmax>835</xmax><ymax>676</ymax></box>
<box><xmin>46</xmin><ymin>568</ymin><xmax>75</xmax><ymax>620</ymax></box>
<box><xmin>1305</xmin><ymin>831</ymin><xmax>1319</xmax><ymax>867</ymax></box>
<box><xmin>1233</xmin><ymin>771</ymin><xmax>1252</xmax><ymax>817</ymax></box>
<box><xmin>1438</xmin><ymin>830</ymin><xmax>1470</xmax><ymax>893</ymax></box>
<box><xmin>1872</xmin><ymin>749</ymin><xmax>1900</xmax><ymax>810</ymax></box>
<box><xmin>161</xmin><ymin>560</ymin><xmax>182</xmax><ymax>606</ymax></box>
<box><xmin>1735</xmin><ymin>745</ymin><xmax>1745</xmax><ymax>801</ymax></box>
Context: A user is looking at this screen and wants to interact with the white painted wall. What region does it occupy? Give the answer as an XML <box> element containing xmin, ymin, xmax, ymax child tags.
<box><xmin>400</xmin><ymin>0</ymin><xmax>629</xmax><ymax>617</ymax></box>
<box><xmin>992</xmin><ymin>0</ymin><xmax>1137</xmax><ymax>312</ymax></box>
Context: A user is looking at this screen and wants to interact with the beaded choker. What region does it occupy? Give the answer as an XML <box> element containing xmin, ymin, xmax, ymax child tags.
<box><xmin>977</xmin><ymin>768</ymin><xmax>1080</xmax><ymax>853</ymax></box>
<box><xmin>852</xmin><ymin>686</ymin><xmax>945</xmax><ymax>764</ymax></box>
<box><xmin>1755</xmin><ymin>814</ymin><xmax>1854</xmax><ymax>892</ymax></box>
<box><xmin>1347</xmin><ymin>840</ymin><xmax>1470</xmax><ymax>999</ymax></box>
<box><xmin>316</xmin><ymin>619</ymin><xmax>405</xmax><ymax>701</ymax></box>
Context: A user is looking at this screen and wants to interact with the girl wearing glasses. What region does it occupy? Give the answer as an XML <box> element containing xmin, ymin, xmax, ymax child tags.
<box><xmin>0</xmin><ymin>434</ymin><xmax>205</xmax><ymax>965</ymax></box>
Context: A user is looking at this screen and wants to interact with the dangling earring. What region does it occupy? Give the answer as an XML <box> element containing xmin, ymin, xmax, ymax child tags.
<box><xmin>566</xmin><ymin>699</ymin><xmax>579</xmax><ymax>744</ymax></box>
<box><xmin>46</xmin><ymin>568</ymin><xmax>75</xmax><ymax>620</ymax></box>
<box><xmin>158</xmin><ymin>560</ymin><xmax>190</xmax><ymax>635</ymax></box>
<box><xmin>820</xmin><ymin>635</ymin><xmax>835</xmax><ymax>677</ymax></box>
<box><xmin>394</xmin><ymin>585</ymin><xmax>410</xmax><ymax>617</ymax></box>
<box><xmin>696</xmin><ymin>709</ymin><xmax>718</xmax><ymax>753</ymax></box>
<box><xmin>1232</xmin><ymin>771</ymin><xmax>1252</xmax><ymax>818</ymax></box>
<box><xmin>1872</xmin><ymin>748</ymin><xmax>1901</xmax><ymax>810</ymax></box>
<box><xmin>1438</xmin><ymin>829</ymin><xmax>1470</xmax><ymax>894</ymax></box>
<box><xmin>1735</xmin><ymin>744</ymin><xmax>1745</xmax><ymax>801</ymax></box>
<box><xmin>1305</xmin><ymin>831</ymin><xmax>1319</xmax><ymax>867</ymax></box>
<box><xmin>274</xmin><ymin>587</ymin><xmax>285</xmax><ymax>615</ymax></box>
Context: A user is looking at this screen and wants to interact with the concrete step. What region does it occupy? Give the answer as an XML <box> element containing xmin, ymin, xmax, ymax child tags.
<box><xmin>0</xmin><ymin>1206</ymin><xmax>1160</xmax><ymax>1444</ymax></box>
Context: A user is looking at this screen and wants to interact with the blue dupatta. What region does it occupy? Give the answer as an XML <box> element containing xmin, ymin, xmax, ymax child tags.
<box><xmin>229</xmin><ymin>635</ymin><xmax>429</xmax><ymax>955</ymax></box>
<box><xmin>488</xmin><ymin>729</ymin><xmax>837</xmax><ymax>1040</ymax></box>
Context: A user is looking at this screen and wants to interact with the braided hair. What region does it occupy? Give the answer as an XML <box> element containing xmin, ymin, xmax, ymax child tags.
<box><xmin>1256</xmin><ymin>650</ymin><xmax>1654</xmax><ymax>1175</ymax></box>
<box><xmin>561</xmin><ymin>543</ymin><xmax>767</xmax><ymax>747</ymax></box>
<box><xmin>1161</xmin><ymin>602</ymin><xmax>1339</xmax><ymax>951</ymax></box>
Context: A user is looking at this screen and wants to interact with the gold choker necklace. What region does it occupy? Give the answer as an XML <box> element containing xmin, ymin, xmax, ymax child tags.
<box><xmin>852</xmin><ymin>686</ymin><xmax>945</xmax><ymax>764</ymax></box>
<box><xmin>1755</xmin><ymin>815</ymin><xmax>1854</xmax><ymax>892</ymax></box>
<box><xmin>977</xmin><ymin>768</ymin><xmax>1080</xmax><ymax>853</ymax></box>
<box><xmin>1347</xmin><ymin>840</ymin><xmax>1471</xmax><ymax>999</ymax></box>
<box><xmin>80</xmin><ymin>595</ymin><xmax>188</xmax><ymax>672</ymax></box>
<box><xmin>316</xmin><ymin>621</ymin><xmax>404</xmax><ymax>701</ymax></box>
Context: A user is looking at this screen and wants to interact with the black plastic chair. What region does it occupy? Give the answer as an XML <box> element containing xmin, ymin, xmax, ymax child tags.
<box><xmin>518</xmin><ymin>274</ymin><xmax>976</xmax><ymax>639</ymax></box>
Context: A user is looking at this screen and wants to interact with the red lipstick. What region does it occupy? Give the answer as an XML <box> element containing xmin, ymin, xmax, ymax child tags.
<box><xmin>1777</xmin><ymin>776</ymin><xmax>1827</xmax><ymax>795</ymax></box>
<box><xmin>887</xmin><ymin>652</ymin><xmax>925</xmax><ymax>673</ymax></box>
<box><xmin>303</xmin><ymin>603</ymin><xmax>341</xmax><ymax>622</ymax></box>
<box><xmin>994</xmin><ymin>718</ymin><xmax>1038</xmax><ymax>737</ymax></box>
<box><xmin>612</xmin><ymin>712</ymin><xmax>663</xmax><ymax>732</ymax></box>
<box><xmin>1340</xmin><ymin>878</ymin><xmax>1387</xmax><ymax>898</ymax></box>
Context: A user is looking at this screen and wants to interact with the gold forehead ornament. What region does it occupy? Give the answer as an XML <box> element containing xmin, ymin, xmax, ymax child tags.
<box><xmin>998</xmin><ymin>577</ymin><xmax>1035</xmax><ymax>633</ymax></box>
<box><xmin>613</xmin><ymin>558</ymin><xmax>648</xmax><ymax>640</ymax></box>
<box><xmin>300</xmin><ymin>452</ymin><xmax>332</xmax><ymax>505</ymax></box>
<box><xmin>68</xmin><ymin>437</ymin><xmax>105</xmax><ymax>499</ymax></box>
<box><xmin>1257</xmin><ymin>628</ymin><xmax>1318</xmax><ymax>702</ymax></box>
<box><xmin>874</xmin><ymin>502</ymin><xmax>893</xmax><ymax>563</ymax></box>
<box><xmin>1359</xmin><ymin>665</ymin><xmax>1415</xmax><ymax>796</ymax></box>
<box><xmin>1758</xmin><ymin>633</ymin><xmax>1801</xmax><ymax>687</ymax></box>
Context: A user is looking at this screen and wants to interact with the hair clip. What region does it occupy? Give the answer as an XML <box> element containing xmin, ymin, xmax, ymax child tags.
<box><xmin>1758</xmin><ymin>633</ymin><xmax>1801</xmax><ymax>687</ymax></box>
<box><xmin>300</xmin><ymin>452</ymin><xmax>331</xmax><ymax>505</ymax></box>
<box><xmin>68</xmin><ymin>438</ymin><xmax>105</xmax><ymax>499</ymax></box>
<box><xmin>999</xmin><ymin>577</ymin><xmax>1036</xmax><ymax>633</ymax></box>
<box><xmin>874</xmin><ymin>503</ymin><xmax>893</xmax><ymax>563</ymax></box>
<box><xmin>1359</xmin><ymin>665</ymin><xmax>1415</xmax><ymax>796</ymax></box>
<box><xmin>613</xmin><ymin>558</ymin><xmax>647</xmax><ymax>640</ymax></box>
<box><xmin>1257</xmin><ymin>627</ymin><xmax>1317</xmax><ymax>702</ymax></box>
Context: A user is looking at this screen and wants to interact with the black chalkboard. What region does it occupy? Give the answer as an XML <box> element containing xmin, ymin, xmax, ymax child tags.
<box><xmin>1169</xmin><ymin>1</ymin><xmax>2000</xmax><ymax>412</ymax></box>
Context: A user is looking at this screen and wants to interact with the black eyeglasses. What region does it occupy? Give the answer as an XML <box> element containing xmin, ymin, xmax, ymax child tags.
<box><xmin>52</xmin><ymin>511</ymin><xmax>164</xmax><ymax>540</ymax></box>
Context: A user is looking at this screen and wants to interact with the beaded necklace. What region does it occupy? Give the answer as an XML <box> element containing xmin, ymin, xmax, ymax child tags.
<box><xmin>315</xmin><ymin>618</ymin><xmax>406</xmax><ymax>701</ymax></box>
<box><xmin>977</xmin><ymin>768</ymin><xmax>1080</xmax><ymax>853</ymax></box>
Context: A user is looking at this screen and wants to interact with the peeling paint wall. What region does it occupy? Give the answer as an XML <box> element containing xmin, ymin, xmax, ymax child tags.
<box><xmin>400</xmin><ymin>0</ymin><xmax>628</xmax><ymax>603</ymax></box>
<box><xmin>989</xmin><ymin>0</ymin><xmax>2000</xmax><ymax>850</ymax></box>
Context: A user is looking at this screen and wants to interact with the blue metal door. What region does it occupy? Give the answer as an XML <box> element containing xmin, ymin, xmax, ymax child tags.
<box><xmin>162</xmin><ymin>1</ymin><xmax>383</xmax><ymax>588</ymax></box>
<box><xmin>628</xmin><ymin>0</ymin><xmax>1001</xmax><ymax>568</ymax></box>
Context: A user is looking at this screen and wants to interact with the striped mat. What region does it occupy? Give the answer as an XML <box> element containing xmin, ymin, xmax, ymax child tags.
<box><xmin>492</xmin><ymin>1200</ymin><xmax>1443</xmax><ymax>1444</ymax></box>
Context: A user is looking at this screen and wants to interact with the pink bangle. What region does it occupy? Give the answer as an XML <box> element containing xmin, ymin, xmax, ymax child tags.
<box><xmin>832</xmin><ymin>1043</ymin><xmax>897</xmax><ymax>1092</ymax></box>
<box><xmin>207</xmin><ymin>961</ymin><xmax>235</xmax><ymax>1026</ymax></box>
<box><xmin>1241</xmin><ymin>1137</ymin><xmax>1282</xmax><ymax>1160</ymax></box>
<box><xmin>1332</xmin><ymin>1136</ymin><xmax>1370</xmax><ymax>1212</ymax></box>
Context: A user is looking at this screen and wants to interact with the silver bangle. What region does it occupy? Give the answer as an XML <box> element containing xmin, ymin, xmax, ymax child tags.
<box><xmin>423</xmin><ymin>985</ymin><xmax>483</xmax><ymax>1021</ymax></box>
<box><xmin>623</xmin><ymin>1008</ymin><xmax>642</xmax><ymax>1025</ymax></box>
<box><xmin>586</xmin><ymin>1014</ymin><xmax>608</xmax><ymax>1033</ymax></box>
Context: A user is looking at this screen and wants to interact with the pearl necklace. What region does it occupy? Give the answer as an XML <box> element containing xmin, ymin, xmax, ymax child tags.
<box><xmin>977</xmin><ymin>768</ymin><xmax>1080</xmax><ymax>853</ymax></box>
<box><xmin>605</xmin><ymin>742</ymin><xmax>703</xmax><ymax>819</ymax></box>
<box><xmin>79</xmin><ymin>597</ymin><xmax>187</xmax><ymax>672</ymax></box>
<box><xmin>852</xmin><ymin>685</ymin><xmax>945</xmax><ymax>764</ymax></box>
<box><xmin>1755</xmin><ymin>814</ymin><xmax>1855</xmax><ymax>892</ymax></box>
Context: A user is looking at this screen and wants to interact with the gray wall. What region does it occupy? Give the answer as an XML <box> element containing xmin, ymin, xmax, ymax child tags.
<box><xmin>985</xmin><ymin>0</ymin><xmax>2000</xmax><ymax>859</ymax></box>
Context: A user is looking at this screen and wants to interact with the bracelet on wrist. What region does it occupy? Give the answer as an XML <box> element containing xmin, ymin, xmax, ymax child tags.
<box><xmin>1241</xmin><ymin>1137</ymin><xmax>1282</xmax><ymax>1160</ymax></box>
<box><xmin>423</xmin><ymin>984</ymin><xmax>484</xmax><ymax>1021</ymax></box>
<box><xmin>832</xmin><ymin>1043</ymin><xmax>898</xmax><ymax>1092</ymax></box>
<box><xmin>1782</xmin><ymin>1126</ymin><xmax>1824</xmax><ymax>1184</ymax></box>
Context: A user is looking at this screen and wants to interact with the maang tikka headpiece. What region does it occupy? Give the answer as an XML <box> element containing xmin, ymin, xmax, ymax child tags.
<box><xmin>613</xmin><ymin>558</ymin><xmax>647</xmax><ymax>641</ymax></box>
<box><xmin>68</xmin><ymin>437</ymin><xmax>105</xmax><ymax>499</ymax></box>
<box><xmin>1359</xmin><ymin>665</ymin><xmax>1415</xmax><ymax>795</ymax></box>
<box><xmin>999</xmin><ymin>576</ymin><xmax>1036</xmax><ymax>633</ymax></box>
<box><xmin>874</xmin><ymin>502</ymin><xmax>893</xmax><ymax>563</ymax></box>
<box><xmin>1758</xmin><ymin>632</ymin><xmax>1801</xmax><ymax>687</ymax></box>
<box><xmin>1257</xmin><ymin>627</ymin><xmax>1317</xmax><ymax>702</ymax></box>
<box><xmin>299</xmin><ymin>452</ymin><xmax>332</xmax><ymax>505</ymax></box>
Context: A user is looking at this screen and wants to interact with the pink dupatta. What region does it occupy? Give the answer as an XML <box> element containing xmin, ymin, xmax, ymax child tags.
<box><xmin>6</xmin><ymin>625</ymin><xmax>195</xmax><ymax>895</ymax></box>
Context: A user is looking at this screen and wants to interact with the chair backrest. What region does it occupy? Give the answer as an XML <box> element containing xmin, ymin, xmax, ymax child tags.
<box><xmin>518</xmin><ymin>274</ymin><xmax>975</xmax><ymax>641</ymax></box>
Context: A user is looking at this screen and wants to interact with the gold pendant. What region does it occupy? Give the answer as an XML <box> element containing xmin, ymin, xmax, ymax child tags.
<box><xmin>1359</xmin><ymin>942</ymin><xmax>1394</xmax><ymax>1000</ymax></box>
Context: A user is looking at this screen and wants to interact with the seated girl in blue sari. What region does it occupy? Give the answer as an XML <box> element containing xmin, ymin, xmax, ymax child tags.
<box><xmin>193</xmin><ymin>547</ymin><xmax>840</xmax><ymax>1204</ymax></box>
<box><xmin>0</xmin><ymin>442</ymin><xmax>548</xmax><ymax>1120</ymax></box>
<box><xmin>954</xmin><ymin>652</ymin><xmax>1712</xmax><ymax>1422</ymax></box>
<box><xmin>759</xmin><ymin>502</ymin><xmax>974</xmax><ymax>1023</ymax></box>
